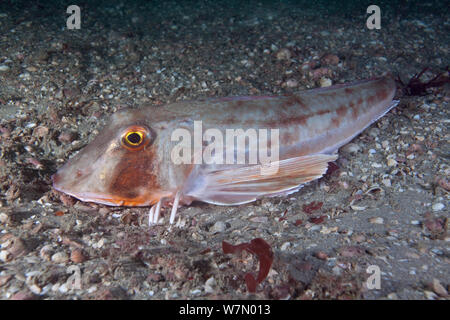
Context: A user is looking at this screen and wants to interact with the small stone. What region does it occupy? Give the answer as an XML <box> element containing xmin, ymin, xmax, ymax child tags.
<box><xmin>0</xmin><ymin>212</ymin><xmax>9</xmax><ymax>224</ymax></box>
<box><xmin>382</xmin><ymin>179</ymin><xmax>391</xmax><ymax>187</ymax></box>
<box><xmin>33</xmin><ymin>126</ymin><xmax>49</xmax><ymax>138</ymax></box>
<box><xmin>431</xmin><ymin>278</ymin><xmax>448</xmax><ymax>297</ymax></box>
<box><xmin>0</xmin><ymin>275</ymin><xmax>12</xmax><ymax>287</ymax></box>
<box><xmin>315</xmin><ymin>251</ymin><xmax>328</xmax><ymax>260</ymax></box>
<box><xmin>387</xmin><ymin>293</ymin><xmax>398</xmax><ymax>300</ymax></box>
<box><xmin>369</xmin><ymin>217</ymin><xmax>384</xmax><ymax>224</ymax></box>
<box><xmin>339</xmin><ymin>245</ymin><xmax>365</xmax><ymax>257</ymax></box>
<box><xmin>26</xmin><ymin>66</ymin><xmax>38</xmax><ymax>72</ymax></box>
<box><xmin>0</xmin><ymin>250</ymin><xmax>11</xmax><ymax>262</ymax></box>
<box><xmin>387</xmin><ymin>159</ymin><xmax>398</xmax><ymax>167</ymax></box>
<box><xmin>319</xmin><ymin>77</ymin><xmax>332</xmax><ymax>87</ymax></box>
<box><xmin>210</xmin><ymin>221</ymin><xmax>226</xmax><ymax>233</ymax></box>
<box><xmin>58</xmin><ymin>130</ymin><xmax>77</xmax><ymax>144</ymax></box>
<box><xmin>8</xmin><ymin>237</ymin><xmax>27</xmax><ymax>259</ymax></box>
<box><xmin>342</xmin><ymin>143</ymin><xmax>360</xmax><ymax>154</ymax></box>
<box><xmin>371</xmin><ymin>162</ymin><xmax>382</xmax><ymax>168</ymax></box>
<box><xmin>424</xmin><ymin>290</ymin><xmax>438</xmax><ymax>300</ymax></box>
<box><xmin>0</xmin><ymin>65</ymin><xmax>10</xmax><ymax>72</ymax></box>
<box><xmin>204</xmin><ymin>277</ymin><xmax>216</xmax><ymax>294</ymax></box>
<box><xmin>285</xmin><ymin>79</ymin><xmax>298</xmax><ymax>88</ymax></box>
<box><xmin>432</xmin><ymin>203</ymin><xmax>444</xmax><ymax>212</ymax></box>
<box><xmin>40</xmin><ymin>245</ymin><xmax>53</xmax><ymax>261</ymax></box>
<box><xmin>368</xmin><ymin>128</ymin><xmax>380</xmax><ymax>137</ymax></box>
<box><xmin>321</xmin><ymin>54</ymin><xmax>339</xmax><ymax>66</ymax></box>
<box><xmin>276</xmin><ymin>48</ymin><xmax>291</xmax><ymax>60</ymax></box>
<box><xmin>70</xmin><ymin>248</ymin><xmax>87</xmax><ymax>263</ymax></box>
<box><xmin>280</xmin><ymin>242</ymin><xmax>291</xmax><ymax>251</ymax></box>
<box><xmin>51</xmin><ymin>251</ymin><xmax>69</xmax><ymax>264</ymax></box>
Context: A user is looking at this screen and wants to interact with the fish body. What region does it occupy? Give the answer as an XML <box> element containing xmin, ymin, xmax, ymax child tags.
<box><xmin>53</xmin><ymin>76</ymin><xmax>398</xmax><ymax>223</ymax></box>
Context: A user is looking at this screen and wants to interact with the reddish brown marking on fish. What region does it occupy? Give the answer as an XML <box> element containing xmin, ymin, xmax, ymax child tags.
<box><xmin>315</xmin><ymin>109</ymin><xmax>332</xmax><ymax>116</ymax></box>
<box><xmin>351</xmin><ymin>103</ymin><xmax>359</xmax><ymax>119</ymax></box>
<box><xmin>284</xmin><ymin>94</ymin><xmax>308</xmax><ymax>110</ymax></box>
<box><xmin>376</xmin><ymin>88</ymin><xmax>388</xmax><ymax>100</ymax></box>
<box><xmin>234</xmin><ymin>100</ymin><xmax>245</xmax><ymax>108</ymax></box>
<box><xmin>345</xmin><ymin>88</ymin><xmax>353</xmax><ymax>94</ymax></box>
<box><xmin>357</xmin><ymin>97</ymin><xmax>363</xmax><ymax>105</ymax></box>
<box><xmin>336</xmin><ymin>105</ymin><xmax>347</xmax><ymax>117</ymax></box>
<box><xmin>331</xmin><ymin>117</ymin><xmax>341</xmax><ymax>128</ymax></box>
<box><xmin>110</xmin><ymin>147</ymin><xmax>159</xmax><ymax>200</ymax></box>
<box><xmin>367</xmin><ymin>95</ymin><xmax>376</xmax><ymax>104</ymax></box>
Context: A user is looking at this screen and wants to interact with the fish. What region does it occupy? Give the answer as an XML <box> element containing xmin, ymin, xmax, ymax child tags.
<box><xmin>52</xmin><ymin>76</ymin><xmax>398</xmax><ymax>225</ymax></box>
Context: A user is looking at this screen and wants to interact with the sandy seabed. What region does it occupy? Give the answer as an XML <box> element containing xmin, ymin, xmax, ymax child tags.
<box><xmin>0</xmin><ymin>0</ymin><xmax>448</xmax><ymax>300</ymax></box>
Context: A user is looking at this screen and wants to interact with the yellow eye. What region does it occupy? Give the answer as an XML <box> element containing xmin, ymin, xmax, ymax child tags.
<box><xmin>121</xmin><ymin>126</ymin><xmax>150</xmax><ymax>150</ymax></box>
<box><xmin>125</xmin><ymin>131</ymin><xmax>143</xmax><ymax>146</ymax></box>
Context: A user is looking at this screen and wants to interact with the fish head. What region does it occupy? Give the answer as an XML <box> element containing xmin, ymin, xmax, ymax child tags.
<box><xmin>52</xmin><ymin>108</ymin><xmax>169</xmax><ymax>206</ymax></box>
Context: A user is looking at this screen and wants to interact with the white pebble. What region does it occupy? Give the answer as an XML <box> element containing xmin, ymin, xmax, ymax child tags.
<box><xmin>387</xmin><ymin>159</ymin><xmax>398</xmax><ymax>167</ymax></box>
<box><xmin>369</xmin><ymin>217</ymin><xmax>384</xmax><ymax>224</ymax></box>
<box><xmin>432</xmin><ymin>203</ymin><xmax>444</xmax><ymax>212</ymax></box>
<box><xmin>0</xmin><ymin>65</ymin><xmax>10</xmax><ymax>72</ymax></box>
<box><xmin>285</xmin><ymin>79</ymin><xmax>298</xmax><ymax>88</ymax></box>
<box><xmin>211</xmin><ymin>221</ymin><xmax>226</xmax><ymax>233</ymax></box>
<box><xmin>319</xmin><ymin>77</ymin><xmax>332</xmax><ymax>87</ymax></box>
<box><xmin>51</xmin><ymin>251</ymin><xmax>69</xmax><ymax>264</ymax></box>
<box><xmin>371</xmin><ymin>163</ymin><xmax>382</xmax><ymax>168</ymax></box>
<box><xmin>280</xmin><ymin>242</ymin><xmax>291</xmax><ymax>251</ymax></box>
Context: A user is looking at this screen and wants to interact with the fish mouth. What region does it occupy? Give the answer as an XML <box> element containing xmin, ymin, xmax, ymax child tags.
<box><xmin>52</xmin><ymin>173</ymin><xmax>155</xmax><ymax>207</ymax></box>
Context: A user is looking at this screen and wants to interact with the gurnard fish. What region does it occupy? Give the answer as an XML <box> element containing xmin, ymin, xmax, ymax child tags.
<box><xmin>53</xmin><ymin>76</ymin><xmax>398</xmax><ymax>225</ymax></box>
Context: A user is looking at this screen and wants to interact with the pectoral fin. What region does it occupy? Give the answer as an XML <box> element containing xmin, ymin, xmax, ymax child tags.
<box><xmin>185</xmin><ymin>154</ymin><xmax>337</xmax><ymax>205</ymax></box>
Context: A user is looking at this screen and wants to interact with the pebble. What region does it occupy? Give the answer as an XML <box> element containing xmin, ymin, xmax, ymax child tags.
<box><xmin>315</xmin><ymin>251</ymin><xmax>328</xmax><ymax>260</ymax></box>
<box><xmin>431</xmin><ymin>278</ymin><xmax>448</xmax><ymax>297</ymax></box>
<box><xmin>285</xmin><ymin>79</ymin><xmax>298</xmax><ymax>87</ymax></box>
<box><xmin>210</xmin><ymin>221</ymin><xmax>226</xmax><ymax>233</ymax></box>
<box><xmin>387</xmin><ymin>293</ymin><xmax>398</xmax><ymax>300</ymax></box>
<box><xmin>39</xmin><ymin>245</ymin><xmax>53</xmax><ymax>261</ymax></box>
<box><xmin>0</xmin><ymin>250</ymin><xmax>11</xmax><ymax>262</ymax></box>
<box><xmin>382</xmin><ymin>179</ymin><xmax>391</xmax><ymax>187</ymax></box>
<box><xmin>387</xmin><ymin>159</ymin><xmax>398</xmax><ymax>167</ymax></box>
<box><xmin>371</xmin><ymin>163</ymin><xmax>382</xmax><ymax>168</ymax></box>
<box><xmin>319</xmin><ymin>77</ymin><xmax>332</xmax><ymax>87</ymax></box>
<box><xmin>204</xmin><ymin>277</ymin><xmax>216</xmax><ymax>294</ymax></box>
<box><xmin>369</xmin><ymin>217</ymin><xmax>384</xmax><ymax>224</ymax></box>
<box><xmin>70</xmin><ymin>249</ymin><xmax>87</xmax><ymax>263</ymax></box>
<box><xmin>51</xmin><ymin>251</ymin><xmax>69</xmax><ymax>264</ymax></box>
<box><xmin>58</xmin><ymin>131</ymin><xmax>77</xmax><ymax>144</ymax></box>
<box><xmin>432</xmin><ymin>203</ymin><xmax>444</xmax><ymax>212</ymax></box>
<box><xmin>280</xmin><ymin>242</ymin><xmax>291</xmax><ymax>251</ymax></box>
<box><xmin>0</xmin><ymin>212</ymin><xmax>8</xmax><ymax>224</ymax></box>
<box><xmin>0</xmin><ymin>65</ymin><xmax>10</xmax><ymax>72</ymax></box>
<box><xmin>321</xmin><ymin>54</ymin><xmax>339</xmax><ymax>66</ymax></box>
<box><xmin>342</xmin><ymin>143</ymin><xmax>360</xmax><ymax>154</ymax></box>
<box><xmin>276</xmin><ymin>48</ymin><xmax>291</xmax><ymax>60</ymax></box>
<box><xmin>424</xmin><ymin>290</ymin><xmax>438</xmax><ymax>300</ymax></box>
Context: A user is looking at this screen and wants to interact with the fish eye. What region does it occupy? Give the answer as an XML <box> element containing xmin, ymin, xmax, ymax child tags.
<box><xmin>121</xmin><ymin>126</ymin><xmax>150</xmax><ymax>149</ymax></box>
<box><xmin>125</xmin><ymin>131</ymin><xmax>143</xmax><ymax>145</ymax></box>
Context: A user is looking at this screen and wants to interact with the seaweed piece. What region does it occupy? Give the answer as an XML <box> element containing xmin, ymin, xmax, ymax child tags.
<box><xmin>222</xmin><ymin>238</ymin><xmax>273</xmax><ymax>293</ymax></box>
<box><xmin>397</xmin><ymin>67</ymin><xmax>449</xmax><ymax>96</ymax></box>
<box><xmin>302</xmin><ymin>201</ymin><xmax>323</xmax><ymax>214</ymax></box>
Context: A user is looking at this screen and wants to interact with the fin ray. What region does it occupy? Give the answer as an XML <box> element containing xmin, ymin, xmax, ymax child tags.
<box><xmin>186</xmin><ymin>154</ymin><xmax>337</xmax><ymax>205</ymax></box>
